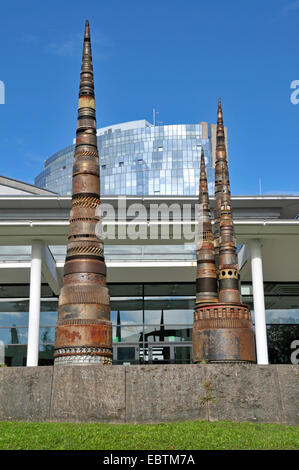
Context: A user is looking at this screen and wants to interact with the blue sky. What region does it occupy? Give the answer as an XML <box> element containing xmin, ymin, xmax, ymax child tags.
<box><xmin>0</xmin><ymin>0</ymin><xmax>299</xmax><ymax>195</ymax></box>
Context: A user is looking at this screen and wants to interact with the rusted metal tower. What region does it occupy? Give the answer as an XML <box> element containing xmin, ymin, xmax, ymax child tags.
<box><xmin>54</xmin><ymin>20</ymin><xmax>112</xmax><ymax>365</ymax></box>
<box><xmin>195</xmin><ymin>148</ymin><xmax>218</xmax><ymax>307</ymax></box>
<box><xmin>193</xmin><ymin>101</ymin><xmax>256</xmax><ymax>363</ymax></box>
<box><xmin>213</xmin><ymin>98</ymin><xmax>227</xmax><ymax>271</ymax></box>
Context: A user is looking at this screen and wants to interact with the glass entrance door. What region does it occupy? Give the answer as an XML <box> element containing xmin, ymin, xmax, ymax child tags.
<box><xmin>113</xmin><ymin>343</ymin><xmax>192</xmax><ymax>365</ymax></box>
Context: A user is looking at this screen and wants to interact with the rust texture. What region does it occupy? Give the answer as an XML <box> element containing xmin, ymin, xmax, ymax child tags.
<box><xmin>193</xmin><ymin>100</ymin><xmax>256</xmax><ymax>363</ymax></box>
<box><xmin>54</xmin><ymin>20</ymin><xmax>112</xmax><ymax>365</ymax></box>
<box><xmin>195</xmin><ymin>148</ymin><xmax>218</xmax><ymax>305</ymax></box>
<box><xmin>213</xmin><ymin>98</ymin><xmax>227</xmax><ymax>270</ymax></box>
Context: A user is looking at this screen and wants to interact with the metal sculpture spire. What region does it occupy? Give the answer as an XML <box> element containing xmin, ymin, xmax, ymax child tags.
<box><xmin>193</xmin><ymin>101</ymin><xmax>256</xmax><ymax>364</ymax></box>
<box><xmin>54</xmin><ymin>20</ymin><xmax>112</xmax><ymax>365</ymax></box>
<box><xmin>218</xmin><ymin>166</ymin><xmax>241</xmax><ymax>304</ymax></box>
<box><xmin>195</xmin><ymin>148</ymin><xmax>218</xmax><ymax>305</ymax></box>
<box><xmin>214</xmin><ymin>98</ymin><xmax>227</xmax><ymax>269</ymax></box>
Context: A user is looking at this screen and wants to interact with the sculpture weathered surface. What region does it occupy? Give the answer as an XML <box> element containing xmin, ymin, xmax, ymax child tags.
<box><xmin>193</xmin><ymin>100</ymin><xmax>256</xmax><ymax>363</ymax></box>
<box><xmin>54</xmin><ymin>20</ymin><xmax>112</xmax><ymax>365</ymax></box>
<box><xmin>195</xmin><ymin>148</ymin><xmax>218</xmax><ymax>306</ymax></box>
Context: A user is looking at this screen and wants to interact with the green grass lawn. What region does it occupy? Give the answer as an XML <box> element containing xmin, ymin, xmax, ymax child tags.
<box><xmin>0</xmin><ymin>420</ymin><xmax>298</xmax><ymax>450</ymax></box>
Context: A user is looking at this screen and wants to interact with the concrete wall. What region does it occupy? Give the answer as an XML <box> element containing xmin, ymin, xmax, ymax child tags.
<box><xmin>0</xmin><ymin>364</ymin><xmax>298</xmax><ymax>425</ymax></box>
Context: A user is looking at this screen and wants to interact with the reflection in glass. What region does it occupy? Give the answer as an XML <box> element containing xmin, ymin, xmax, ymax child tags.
<box><xmin>144</xmin><ymin>283</ymin><xmax>196</xmax><ymax>296</ymax></box>
<box><xmin>150</xmin><ymin>346</ymin><xmax>171</xmax><ymax>364</ymax></box>
<box><xmin>39</xmin><ymin>344</ymin><xmax>54</xmax><ymax>366</ymax></box>
<box><xmin>175</xmin><ymin>346</ymin><xmax>192</xmax><ymax>364</ymax></box>
<box><xmin>4</xmin><ymin>345</ymin><xmax>27</xmax><ymax>367</ymax></box>
<box><xmin>112</xmin><ymin>325</ymin><xmax>143</xmax><ymax>343</ymax></box>
<box><xmin>0</xmin><ymin>301</ymin><xmax>29</xmax><ymax>327</ymax></box>
<box><xmin>0</xmin><ymin>327</ymin><xmax>28</xmax><ymax>345</ymax></box>
<box><xmin>40</xmin><ymin>301</ymin><xmax>58</xmax><ymax>326</ymax></box>
<box><xmin>250</xmin><ymin>308</ymin><xmax>299</xmax><ymax>325</ymax></box>
<box><xmin>39</xmin><ymin>327</ymin><xmax>55</xmax><ymax>344</ymax></box>
<box><xmin>115</xmin><ymin>347</ymin><xmax>137</xmax><ymax>364</ymax></box>
<box><xmin>144</xmin><ymin>308</ymin><xmax>193</xmax><ymax>325</ymax></box>
<box><xmin>143</xmin><ymin>325</ymin><xmax>192</xmax><ymax>342</ymax></box>
<box><xmin>267</xmin><ymin>325</ymin><xmax>299</xmax><ymax>364</ymax></box>
<box><xmin>108</xmin><ymin>284</ymin><xmax>143</xmax><ymax>297</ymax></box>
<box><xmin>110</xmin><ymin>309</ymin><xmax>142</xmax><ymax>324</ymax></box>
<box><xmin>0</xmin><ymin>284</ymin><xmax>54</xmax><ymax>298</ymax></box>
<box><xmin>265</xmin><ymin>309</ymin><xmax>299</xmax><ymax>324</ymax></box>
<box><xmin>1</xmin><ymin>282</ymin><xmax>299</xmax><ymax>366</ymax></box>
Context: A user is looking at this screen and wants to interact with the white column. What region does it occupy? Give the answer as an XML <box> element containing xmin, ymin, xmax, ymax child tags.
<box><xmin>26</xmin><ymin>240</ymin><xmax>43</xmax><ymax>367</ymax></box>
<box><xmin>248</xmin><ymin>239</ymin><xmax>269</xmax><ymax>365</ymax></box>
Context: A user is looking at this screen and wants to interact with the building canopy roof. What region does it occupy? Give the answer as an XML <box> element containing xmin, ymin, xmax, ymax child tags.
<box><xmin>0</xmin><ymin>175</ymin><xmax>56</xmax><ymax>196</ymax></box>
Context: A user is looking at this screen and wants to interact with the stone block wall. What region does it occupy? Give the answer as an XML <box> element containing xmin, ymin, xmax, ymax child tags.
<box><xmin>0</xmin><ymin>364</ymin><xmax>297</xmax><ymax>425</ymax></box>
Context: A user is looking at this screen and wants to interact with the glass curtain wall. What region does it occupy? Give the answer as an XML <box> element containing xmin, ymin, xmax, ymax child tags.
<box><xmin>0</xmin><ymin>283</ymin><xmax>298</xmax><ymax>366</ymax></box>
<box><xmin>35</xmin><ymin>124</ymin><xmax>214</xmax><ymax>196</ymax></box>
<box><xmin>0</xmin><ymin>296</ymin><xmax>57</xmax><ymax>366</ymax></box>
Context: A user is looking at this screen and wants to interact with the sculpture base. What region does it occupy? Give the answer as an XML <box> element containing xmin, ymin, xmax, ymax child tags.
<box><xmin>193</xmin><ymin>303</ymin><xmax>256</xmax><ymax>363</ymax></box>
<box><xmin>54</xmin><ymin>346</ymin><xmax>112</xmax><ymax>365</ymax></box>
<box><xmin>54</xmin><ymin>321</ymin><xmax>112</xmax><ymax>365</ymax></box>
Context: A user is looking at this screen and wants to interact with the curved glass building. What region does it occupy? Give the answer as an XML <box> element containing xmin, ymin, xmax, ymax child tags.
<box><xmin>35</xmin><ymin>119</ymin><xmax>225</xmax><ymax>196</ymax></box>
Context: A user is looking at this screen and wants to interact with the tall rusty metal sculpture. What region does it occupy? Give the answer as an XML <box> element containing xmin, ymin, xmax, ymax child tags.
<box><xmin>213</xmin><ymin>98</ymin><xmax>226</xmax><ymax>271</ymax></box>
<box><xmin>54</xmin><ymin>20</ymin><xmax>112</xmax><ymax>365</ymax></box>
<box><xmin>193</xmin><ymin>100</ymin><xmax>256</xmax><ymax>363</ymax></box>
<box><xmin>195</xmin><ymin>148</ymin><xmax>218</xmax><ymax>306</ymax></box>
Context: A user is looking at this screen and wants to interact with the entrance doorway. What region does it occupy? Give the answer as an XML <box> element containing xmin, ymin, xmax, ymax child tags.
<box><xmin>113</xmin><ymin>343</ymin><xmax>192</xmax><ymax>365</ymax></box>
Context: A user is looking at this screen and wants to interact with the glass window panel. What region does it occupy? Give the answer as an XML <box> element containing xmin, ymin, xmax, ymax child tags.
<box><xmin>39</xmin><ymin>327</ymin><xmax>55</xmax><ymax>344</ymax></box>
<box><xmin>112</xmin><ymin>325</ymin><xmax>143</xmax><ymax>343</ymax></box>
<box><xmin>0</xmin><ymin>301</ymin><xmax>29</xmax><ymax>326</ymax></box>
<box><xmin>108</xmin><ymin>284</ymin><xmax>143</xmax><ymax>297</ymax></box>
<box><xmin>143</xmin><ymin>325</ymin><xmax>192</xmax><ymax>342</ymax></box>
<box><xmin>0</xmin><ymin>327</ymin><xmax>28</xmax><ymax>345</ymax></box>
<box><xmin>267</xmin><ymin>325</ymin><xmax>299</xmax><ymax>364</ymax></box>
<box><xmin>174</xmin><ymin>346</ymin><xmax>192</xmax><ymax>364</ymax></box>
<box><xmin>115</xmin><ymin>347</ymin><xmax>136</xmax><ymax>364</ymax></box>
<box><xmin>39</xmin><ymin>344</ymin><xmax>54</xmax><ymax>366</ymax></box>
<box><xmin>110</xmin><ymin>299</ymin><xmax>143</xmax><ymax>312</ymax></box>
<box><xmin>40</xmin><ymin>301</ymin><xmax>58</xmax><ymax>326</ymax></box>
<box><xmin>4</xmin><ymin>345</ymin><xmax>27</xmax><ymax>367</ymax></box>
<box><xmin>144</xmin><ymin>283</ymin><xmax>195</xmax><ymax>296</ymax></box>
<box><xmin>248</xmin><ymin>305</ymin><xmax>299</xmax><ymax>325</ymax></box>
<box><xmin>110</xmin><ymin>309</ymin><xmax>142</xmax><ymax>324</ymax></box>
<box><xmin>0</xmin><ymin>328</ymin><xmax>13</xmax><ymax>345</ymax></box>
<box><xmin>150</xmin><ymin>345</ymin><xmax>171</xmax><ymax>364</ymax></box>
<box><xmin>144</xmin><ymin>303</ymin><xmax>194</xmax><ymax>322</ymax></box>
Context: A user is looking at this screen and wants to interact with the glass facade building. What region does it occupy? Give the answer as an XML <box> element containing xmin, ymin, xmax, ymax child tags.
<box><xmin>34</xmin><ymin>120</ymin><xmax>217</xmax><ymax>196</ymax></box>
<box><xmin>1</xmin><ymin>277</ymin><xmax>298</xmax><ymax>366</ymax></box>
<box><xmin>0</xmin><ymin>245</ymin><xmax>299</xmax><ymax>366</ymax></box>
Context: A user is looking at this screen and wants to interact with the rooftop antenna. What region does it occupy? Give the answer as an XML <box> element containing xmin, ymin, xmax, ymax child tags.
<box><xmin>153</xmin><ymin>108</ymin><xmax>163</xmax><ymax>126</ymax></box>
<box><xmin>259</xmin><ymin>178</ymin><xmax>262</xmax><ymax>195</ymax></box>
<box><xmin>153</xmin><ymin>108</ymin><xmax>156</xmax><ymax>126</ymax></box>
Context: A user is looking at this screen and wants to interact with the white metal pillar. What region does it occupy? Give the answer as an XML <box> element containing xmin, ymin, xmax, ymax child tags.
<box><xmin>26</xmin><ymin>240</ymin><xmax>43</xmax><ymax>367</ymax></box>
<box><xmin>248</xmin><ymin>239</ymin><xmax>269</xmax><ymax>365</ymax></box>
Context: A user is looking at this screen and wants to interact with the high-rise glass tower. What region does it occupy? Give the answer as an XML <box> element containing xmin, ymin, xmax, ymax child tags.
<box><xmin>35</xmin><ymin>119</ymin><xmax>227</xmax><ymax>196</ymax></box>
